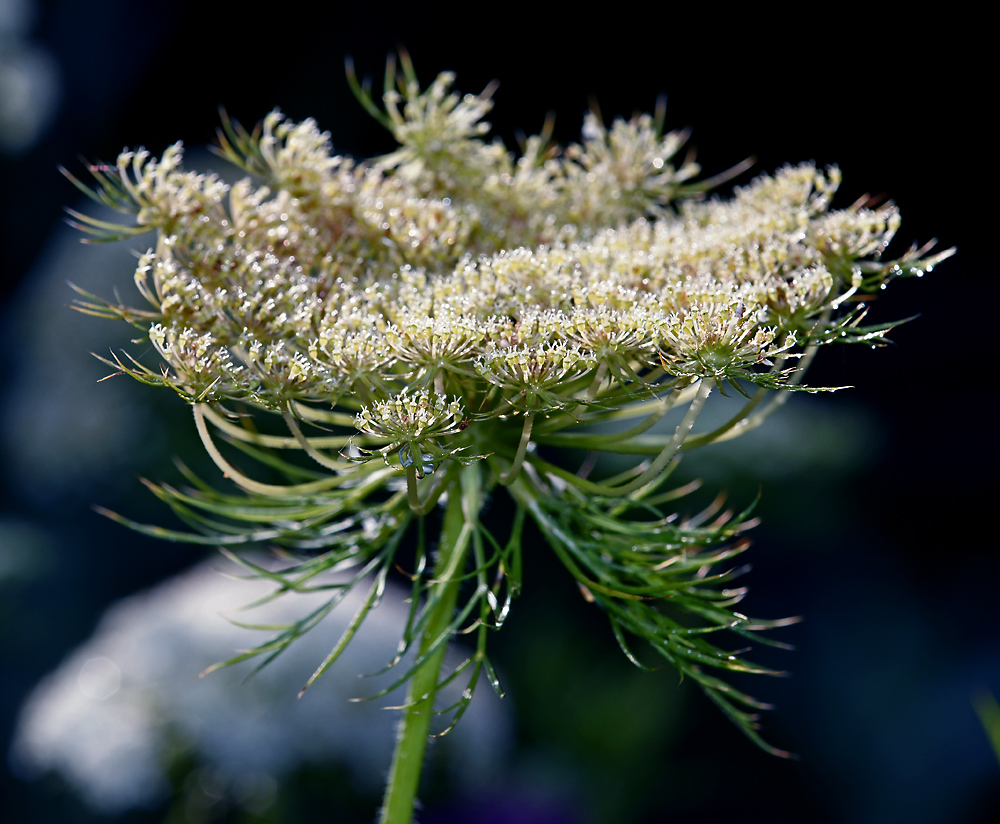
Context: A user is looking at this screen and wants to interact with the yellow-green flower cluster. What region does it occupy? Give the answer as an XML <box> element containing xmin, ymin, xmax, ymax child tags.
<box><xmin>355</xmin><ymin>389</ymin><xmax>466</xmax><ymax>475</ymax></box>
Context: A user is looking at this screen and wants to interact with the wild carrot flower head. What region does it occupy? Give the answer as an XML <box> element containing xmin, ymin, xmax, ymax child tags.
<box><xmin>67</xmin><ymin>52</ymin><xmax>951</xmax><ymax>756</ymax></box>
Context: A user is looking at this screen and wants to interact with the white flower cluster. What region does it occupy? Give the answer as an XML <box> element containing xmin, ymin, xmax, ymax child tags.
<box><xmin>76</xmin><ymin>64</ymin><xmax>939</xmax><ymax>476</ymax></box>
<box><xmin>355</xmin><ymin>389</ymin><xmax>465</xmax><ymax>445</ymax></box>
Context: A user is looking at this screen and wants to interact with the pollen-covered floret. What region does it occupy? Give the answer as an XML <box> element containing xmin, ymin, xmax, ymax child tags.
<box><xmin>385</xmin><ymin>311</ymin><xmax>485</xmax><ymax>380</ymax></box>
<box><xmin>116</xmin><ymin>143</ymin><xmax>229</xmax><ymax>234</ymax></box>
<box><xmin>657</xmin><ymin>298</ymin><xmax>796</xmax><ymax>382</ymax></box>
<box><xmin>147</xmin><ymin>322</ymin><xmax>249</xmax><ymax>402</ymax></box>
<box><xmin>356</xmin><ymin>388</ymin><xmax>464</xmax><ymax>440</ymax></box>
<box><xmin>354</xmin><ymin>389</ymin><xmax>468</xmax><ymax>475</ymax></box>
<box><xmin>476</xmin><ymin>341</ymin><xmax>598</xmax><ymax>412</ymax></box>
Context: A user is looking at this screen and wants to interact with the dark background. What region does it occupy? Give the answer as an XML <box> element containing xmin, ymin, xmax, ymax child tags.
<box><xmin>1</xmin><ymin>2</ymin><xmax>996</xmax><ymax>822</ymax></box>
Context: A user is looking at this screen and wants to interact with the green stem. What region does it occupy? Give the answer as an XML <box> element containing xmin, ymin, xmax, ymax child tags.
<box><xmin>529</xmin><ymin>379</ymin><xmax>711</xmax><ymax>499</ymax></box>
<box><xmin>379</xmin><ymin>464</ymin><xmax>480</xmax><ymax>824</ymax></box>
<box><xmin>499</xmin><ymin>414</ymin><xmax>534</xmax><ymax>485</ymax></box>
<box><xmin>534</xmin><ymin>385</ymin><xmax>685</xmax><ymax>449</ymax></box>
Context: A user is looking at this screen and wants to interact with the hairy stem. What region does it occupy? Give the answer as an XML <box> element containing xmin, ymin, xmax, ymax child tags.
<box><xmin>380</xmin><ymin>464</ymin><xmax>479</xmax><ymax>824</ymax></box>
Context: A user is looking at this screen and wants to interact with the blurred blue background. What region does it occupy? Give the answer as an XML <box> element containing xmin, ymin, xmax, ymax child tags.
<box><xmin>1</xmin><ymin>1</ymin><xmax>997</xmax><ymax>821</ymax></box>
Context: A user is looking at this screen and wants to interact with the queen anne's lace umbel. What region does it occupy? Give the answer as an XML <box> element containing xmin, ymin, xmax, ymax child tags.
<box><xmin>68</xmin><ymin>56</ymin><xmax>951</xmax><ymax>762</ymax></box>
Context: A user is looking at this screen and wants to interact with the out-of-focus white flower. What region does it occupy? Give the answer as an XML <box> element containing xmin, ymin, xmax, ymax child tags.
<box><xmin>0</xmin><ymin>0</ymin><xmax>61</xmax><ymax>154</ymax></box>
<box><xmin>9</xmin><ymin>558</ymin><xmax>511</xmax><ymax>813</ymax></box>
